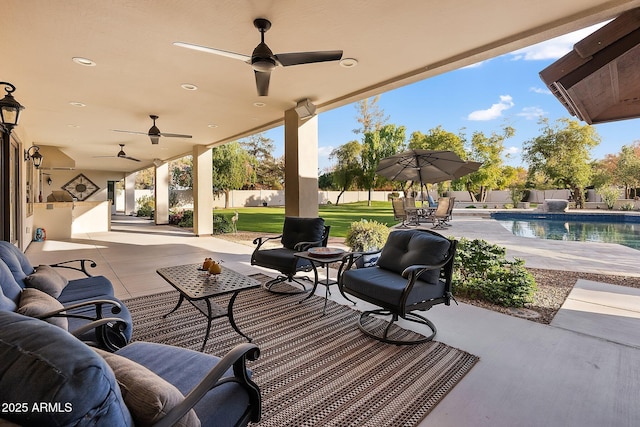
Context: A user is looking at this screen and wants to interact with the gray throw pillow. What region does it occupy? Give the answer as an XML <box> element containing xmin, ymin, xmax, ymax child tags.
<box><xmin>17</xmin><ymin>288</ymin><xmax>68</xmax><ymax>330</ymax></box>
<box><xmin>23</xmin><ymin>265</ymin><xmax>68</xmax><ymax>298</ymax></box>
<box><xmin>94</xmin><ymin>348</ymin><xmax>201</xmax><ymax>427</ymax></box>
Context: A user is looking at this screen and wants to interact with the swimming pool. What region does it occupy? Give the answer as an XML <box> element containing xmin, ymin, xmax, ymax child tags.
<box><xmin>490</xmin><ymin>212</ymin><xmax>640</xmax><ymax>249</ymax></box>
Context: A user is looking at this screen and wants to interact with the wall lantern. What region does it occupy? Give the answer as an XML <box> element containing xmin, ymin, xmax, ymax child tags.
<box><xmin>24</xmin><ymin>145</ymin><xmax>43</xmax><ymax>169</ymax></box>
<box><xmin>0</xmin><ymin>81</ymin><xmax>25</xmax><ymax>134</ymax></box>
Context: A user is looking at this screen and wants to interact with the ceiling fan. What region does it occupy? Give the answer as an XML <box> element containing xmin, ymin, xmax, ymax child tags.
<box><xmin>173</xmin><ymin>18</ymin><xmax>343</xmax><ymax>96</ymax></box>
<box><xmin>113</xmin><ymin>115</ymin><xmax>192</xmax><ymax>144</ymax></box>
<box><xmin>94</xmin><ymin>144</ymin><xmax>141</xmax><ymax>162</ymax></box>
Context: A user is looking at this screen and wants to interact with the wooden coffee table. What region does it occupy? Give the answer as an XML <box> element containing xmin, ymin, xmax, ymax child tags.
<box><xmin>156</xmin><ymin>263</ymin><xmax>260</xmax><ymax>351</ymax></box>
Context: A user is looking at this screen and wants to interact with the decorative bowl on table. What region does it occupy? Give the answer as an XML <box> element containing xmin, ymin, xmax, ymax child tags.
<box><xmin>307</xmin><ymin>247</ymin><xmax>345</xmax><ymax>258</ymax></box>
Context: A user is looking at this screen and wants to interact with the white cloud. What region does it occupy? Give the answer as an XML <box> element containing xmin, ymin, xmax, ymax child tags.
<box><xmin>505</xmin><ymin>146</ymin><xmax>520</xmax><ymax>155</ymax></box>
<box><xmin>517</xmin><ymin>106</ymin><xmax>547</xmax><ymax>120</ymax></box>
<box><xmin>467</xmin><ymin>95</ymin><xmax>514</xmax><ymax>121</ymax></box>
<box><xmin>318</xmin><ymin>146</ymin><xmax>334</xmax><ymax>158</ymax></box>
<box><xmin>509</xmin><ymin>21</ymin><xmax>609</xmax><ymax>61</ymax></box>
<box><xmin>530</xmin><ymin>86</ymin><xmax>551</xmax><ymax>95</ymax></box>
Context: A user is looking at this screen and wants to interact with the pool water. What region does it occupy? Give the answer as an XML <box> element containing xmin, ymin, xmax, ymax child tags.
<box><xmin>491</xmin><ymin>212</ymin><xmax>640</xmax><ymax>250</ymax></box>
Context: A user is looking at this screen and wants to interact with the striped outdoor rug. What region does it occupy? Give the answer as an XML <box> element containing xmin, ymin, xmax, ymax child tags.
<box><xmin>124</xmin><ymin>274</ymin><xmax>478</xmax><ymax>427</ymax></box>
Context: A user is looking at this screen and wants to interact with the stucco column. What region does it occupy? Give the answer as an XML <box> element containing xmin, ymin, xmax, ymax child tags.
<box><xmin>154</xmin><ymin>162</ymin><xmax>169</xmax><ymax>225</ymax></box>
<box><xmin>193</xmin><ymin>145</ymin><xmax>213</xmax><ymax>236</ymax></box>
<box><xmin>284</xmin><ymin>108</ymin><xmax>319</xmax><ymax>218</ymax></box>
<box><xmin>124</xmin><ymin>172</ymin><xmax>136</xmax><ymax>215</ymax></box>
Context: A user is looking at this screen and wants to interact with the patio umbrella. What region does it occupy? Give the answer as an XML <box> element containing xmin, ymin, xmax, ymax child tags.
<box><xmin>376</xmin><ymin>149</ymin><xmax>480</xmax><ymax>185</ymax></box>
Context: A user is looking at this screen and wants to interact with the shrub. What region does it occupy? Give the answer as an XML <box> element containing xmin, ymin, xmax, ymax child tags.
<box><xmin>212</xmin><ymin>213</ymin><xmax>233</xmax><ymax>234</ymax></box>
<box><xmin>178</xmin><ymin>210</ymin><xmax>194</xmax><ymax>227</ymax></box>
<box><xmin>510</xmin><ymin>187</ymin><xmax>526</xmax><ymax>206</ymax></box>
<box><xmin>503</xmin><ymin>203</ymin><xmax>514</xmax><ymax>209</ymax></box>
<box><xmin>452</xmin><ymin>238</ymin><xmax>537</xmax><ymax>307</ymax></box>
<box><xmin>597</xmin><ymin>186</ymin><xmax>620</xmax><ymax>210</ymax></box>
<box><xmin>620</xmin><ymin>202</ymin><xmax>635</xmax><ymax>211</ymax></box>
<box><xmin>344</xmin><ymin>219</ymin><xmax>390</xmax><ymax>251</ymax></box>
<box><xmin>136</xmin><ymin>195</ymin><xmax>154</xmax><ymax>217</ymax></box>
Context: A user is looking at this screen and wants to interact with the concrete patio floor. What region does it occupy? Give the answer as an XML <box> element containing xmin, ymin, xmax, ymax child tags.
<box><xmin>25</xmin><ymin>213</ymin><xmax>640</xmax><ymax>427</ymax></box>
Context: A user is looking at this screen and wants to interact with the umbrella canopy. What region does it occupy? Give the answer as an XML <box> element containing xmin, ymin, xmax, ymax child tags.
<box><xmin>376</xmin><ymin>149</ymin><xmax>479</xmax><ymax>185</ymax></box>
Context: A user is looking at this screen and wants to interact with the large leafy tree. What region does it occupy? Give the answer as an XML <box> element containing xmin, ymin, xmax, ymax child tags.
<box><xmin>615</xmin><ymin>142</ymin><xmax>640</xmax><ymax>199</ymax></box>
<box><xmin>407</xmin><ymin>126</ymin><xmax>466</xmax><ymax>157</ymax></box>
<box><xmin>464</xmin><ymin>126</ymin><xmax>514</xmax><ymax>202</ymax></box>
<box><xmin>330</xmin><ymin>140</ymin><xmax>362</xmax><ymax>204</ymax></box>
<box><xmin>211</xmin><ymin>142</ymin><xmax>255</xmax><ymax>208</ymax></box>
<box><xmin>522</xmin><ymin>118</ymin><xmax>600</xmax><ymax>208</ymax></box>
<box><xmin>407</xmin><ymin>126</ymin><xmax>467</xmax><ymax>196</ymax></box>
<box><xmin>352</xmin><ymin>96</ymin><xmax>389</xmax><ymax>135</ymax></box>
<box><xmin>169</xmin><ymin>157</ymin><xmax>193</xmax><ymax>189</ymax></box>
<box><xmin>361</xmin><ymin>124</ymin><xmax>406</xmax><ymax>205</ymax></box>
<box><xmin>240</xmin><ymin>132</ymin><xmax>282</xmax><ymax>189</ymax></box>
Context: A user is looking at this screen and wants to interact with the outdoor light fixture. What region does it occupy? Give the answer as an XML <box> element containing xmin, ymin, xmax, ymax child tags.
<box><xmin>294</xmin><ymin>99</ymin><xmax>316</xmax><ymax>120</ymax></box>
<box><xmin>24</xmin><ymin>145</ymin><xmax>43</xmax><ymax>169</ymax></box>
<box><xmin>47</xmin><ymin>176</ymin><xmax>52</xmax><ymax>186</ymax></box>
<box><xmin>0</xmin><ymin>81</ymin><xmax>25</xmax><ymax>134</ymax></box>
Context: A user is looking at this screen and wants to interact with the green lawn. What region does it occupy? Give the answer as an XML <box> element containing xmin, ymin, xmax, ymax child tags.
<box><xmin>215</xmin><ymin>201</ymin><xmax>397</xmax><ymax>237</ymax></box>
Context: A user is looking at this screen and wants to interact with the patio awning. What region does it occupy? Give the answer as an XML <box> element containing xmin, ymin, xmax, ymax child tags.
<box><xmin>539</xmin><ymin>8</ymin><xmax>640</xmax><ymax>124</ymax></box>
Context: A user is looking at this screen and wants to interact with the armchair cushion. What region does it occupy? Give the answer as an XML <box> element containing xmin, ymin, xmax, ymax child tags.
<box><xmin>94</xmin><ymin>348</ymin><xmax>200</xmax><ymax>427</ymax></box>
<box><xmin>17</xmin><ymin>288</ymin><xmax>69</xmax><ymax>330</ymax></box>
<box><xmin>117</xmin><ymin>342</ymin><xmax>254</xmax><ymax>427</ymax></box>
<box><xmin>281</xmin><ymin>217</ymin><xmax>325</xmax><ymax>250</ymax></box>
<box><xmin>24</xmin><ymin>264</ymin><xmax>69</xmax><ymax>298</ymax></box>
<box><xmin>376</xmin><ymin>230</ymin><xmax>451</xmax><ymax>285</ymax></box>
<box><xmin>252</xmin><ymin>247</ymin><xmax>314</xmax><ymax>272</ymax></box>
<box><xmin>341</xmin><ymin>267</ymin><xmax>446</xmax><ymax>307</ymax></box>
<box><xmin>0</xmin><ymin>311</ymin><xmax>133</xmax><ymax>426</ymax></box>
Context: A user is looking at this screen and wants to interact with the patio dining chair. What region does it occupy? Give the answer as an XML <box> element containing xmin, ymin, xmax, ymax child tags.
<box><xmin>392</xmin><ymin>198</ymin><xmax>419</xmax><ymax>227</ymax></box>
<box><xmin>432</xmin><ymin>197</ymin><xmax>455</xmax><ymax>229</ymax></box>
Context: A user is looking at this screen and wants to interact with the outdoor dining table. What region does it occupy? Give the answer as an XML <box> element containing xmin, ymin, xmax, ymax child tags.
<box><xmin>156</xmin><ymin>263</ymin><xmax>260</xmax><ymax>351</ymax></box>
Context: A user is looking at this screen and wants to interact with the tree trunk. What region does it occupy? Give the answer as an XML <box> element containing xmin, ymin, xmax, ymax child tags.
<box><xmin>368</xmin><ymin>188</ymin><xmax>372</xmax><ymax>206</ymax></box>
<box><xmin>573</xmin><ymin>186</ymin><xmax>584</xmax><ymax>209</ymax></box>
<box><xmin>336</xmin><ymin>189</ymin><xmax>345</xmax><ymax>205</ymax></box>
<box><xmin>224</xmin><ymin>190</ymin><xmax>230</xmax><ymax>209</ymax></box>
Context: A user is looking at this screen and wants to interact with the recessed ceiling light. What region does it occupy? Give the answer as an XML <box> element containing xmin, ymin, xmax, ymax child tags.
<box><xmin>69</xmin><ymin>102</ymin><xmax>86</xmax><ymax>107</ymax></box>
<box><xmin>340</xmin><ymin>58</ymin><xmax>358</xmax><ymax>68</ymax></box>
<box><xmin>181</xmin><ymin>83</ymin><xmax>198</xmax><ymax>91</ymax></box>
<box><xmin>67</xmin><ymin>124</ymin><xmax>80</xmax><ymax>128</ymax></box>
<box><xmin>253</xmin><ymin>102</ymin><xmax>266</xmax><ymax>107</ymax></box>
<box><xmin>72</xmin><ymin>57</ymin><xmax>96</xmax><ymax>66</ymax></box>
<box><xmin>208</xmin><ymin>124</ymin><xmax>218</xmax><ymax>128</ymax></box>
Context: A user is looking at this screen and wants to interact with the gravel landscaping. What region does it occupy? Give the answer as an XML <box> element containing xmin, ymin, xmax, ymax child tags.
<box><xmin>215</xmin><ymin>231</ymin><xmax>640</xmax><ymax>325</ymax></box>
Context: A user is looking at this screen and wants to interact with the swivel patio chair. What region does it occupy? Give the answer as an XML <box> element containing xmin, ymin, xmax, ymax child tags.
<box><xmin>251</xmin><ymin>217</ymin><xmax>330</xmax><ymax>294</ymax></box>
<box><xmin>339</xmin><ymin>229</ymin><xmax>458</xmax><ymax>344</ymax></box>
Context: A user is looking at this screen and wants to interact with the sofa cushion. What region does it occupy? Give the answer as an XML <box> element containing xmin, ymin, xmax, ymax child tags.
<box><xmin>117</xmin><ymin>342</ymin><xmax>252</xmax><ymax>427</ymax></box>
<box><xmin>94</xmin><ymin>348</ymin><xmax>200</xmax><ymax>427</ymax></box>
<box><xmin>0</xmin><ymin>261</ymin><xmax>21</xmax><ymax>310</ymax></box>
<box><xmin>0</xmin><ymin>241</ymin><xmax>34</xmax><ymax>284</ymax></box>
<box><xmin>281</xmin><ymin>217</ymin><xmax>325</xmax><ymax>250</ymax></box>
<box><xmin>376</xmin><ymin>230</ymin><xmax>450</xmax><ymax>285</ymax></box>
<box><xmin>0</xmin><ymin>311</ymin><xmax>133</xmax><ymax>426</ymax></box>
<box><xmin>23</xmin><ymin>264</ymin><xmax>68</xmax><ymax>298</ymax></box>
<box><xmin>17</xmin><ymin>288</ymin><xmax>69</xmax><ymax>330</ymax></box>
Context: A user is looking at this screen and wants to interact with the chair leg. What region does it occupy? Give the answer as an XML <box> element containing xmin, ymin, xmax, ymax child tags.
<box><xmin>263</xmin><ymin>275</ymin><xmax>313</xmax><ymax>295</ymax></box>
<box><xmin>357</xmin><ymin>309</ymin><xmax>436</xmax><ymax>345</ymax></box>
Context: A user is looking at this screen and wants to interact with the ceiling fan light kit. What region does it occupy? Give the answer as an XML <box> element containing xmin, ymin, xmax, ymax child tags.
<box><xmin>174</xmin><ymin>18</ymin><xmax>343</xmax><ymax>96</ymax></box>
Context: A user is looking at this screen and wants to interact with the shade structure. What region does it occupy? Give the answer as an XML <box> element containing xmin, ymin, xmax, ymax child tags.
<box><xmin>376</xmin><ymin>149</ymin><xmax>480</xmax><ymax>185</ymax></box>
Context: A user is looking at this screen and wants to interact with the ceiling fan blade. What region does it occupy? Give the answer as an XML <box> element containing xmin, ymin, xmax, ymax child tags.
<box><xmin>159</xmin><ymin>133</ymin><xmax>193</xmax><ymax>138</ymax></box>
<box><xmin>274</xmin><ymin>50</ymin><xmax>343</xmax><ymax>67</ymax></box>
<box><xmin>255</xmin><ymin>70</ymin><xmax>270</xmax><ymax>96</ymax></box>
<box><xmin>112</xmin><ymin>129</ymin><xmax>148</xmax><ymax>135</ymax></box>
<box><xmin>123</xmin><ymin>156</ymin><xmax>141</xmax><ymax>162</ymax></box>
<box><xmin>173</xmin><ymin>42</ymin><xmax>250</xmax><ymax>63</ymax></box>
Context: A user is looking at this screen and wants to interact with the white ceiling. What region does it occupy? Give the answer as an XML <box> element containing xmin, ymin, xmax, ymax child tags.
<box><xmin>4</xmin><ymin>0</ymin><xmax>640</xmax><ymax>173</ymax></box>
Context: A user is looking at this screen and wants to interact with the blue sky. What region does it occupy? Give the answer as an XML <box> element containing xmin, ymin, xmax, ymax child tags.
<box><xmin>264</xmin><ymin>22</ymin><xmax>640</xmax><ymax>171</ymax></box>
